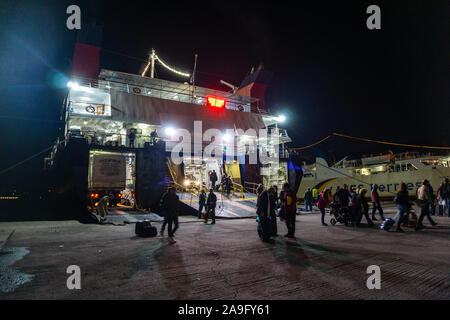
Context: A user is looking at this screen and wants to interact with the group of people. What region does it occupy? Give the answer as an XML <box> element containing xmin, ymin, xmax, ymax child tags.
<box><xmin>316</xmin><ymin>184</ymin><xmax>380</xmax><ymax>228</ymax></box>
<box><xmin>152</xmin><ymin>177</ymin><xmax>450</xmax><ymax>244</ymax></box>
<box><xmin>207</xmin><ymin>170</ymin><xmax>233</xmax><ymax>197</ymax></box>
<box><xmin>198</xmin><ymin>188</ymin><xmax>218</xmax><ymax>224</ymax></box>
<box><xmin>256</xmin><ymin>183</ymin><xmax>297</xmax><ymax>243</ymax></box>
<box><xmin>220</xmin><ymin>174</ymin><xmax>233</xmax><ymax>197</ymax></box>
<box><xmin>314</xmin><ymin>178</ymin><xmax>450</xmax><ymax>232</ymax></box>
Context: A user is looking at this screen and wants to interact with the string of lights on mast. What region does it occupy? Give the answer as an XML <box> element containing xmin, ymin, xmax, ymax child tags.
<box><xmin>141</xmin><ymin>49</ymin><xmax>191</xmax><ymax>78</ymax></box>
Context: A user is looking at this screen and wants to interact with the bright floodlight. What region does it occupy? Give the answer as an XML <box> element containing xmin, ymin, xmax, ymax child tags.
<box><xmin>67</xmin><ymin>81</ymin><xmax>79</xmax><ymax>89</ymax></box>
<box><xmin>223</xmin><ymin>133</ymin><xmax>232</xmax><ymax>142</ymax></box>
<box><xmin>277</xmin><ymin>115</ymin><xmax>286</xmax><ymax>122</ymax></box>
<box><xmin>165</xmin><ymin>127</ymin><xmax>176</xmax><ymax>136</ymax></box>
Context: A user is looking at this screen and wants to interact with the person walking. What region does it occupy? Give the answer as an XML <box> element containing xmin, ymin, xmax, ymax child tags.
<box><xmin>416</xmin><ymin>180</ymin><xmax>437</xmax><ymax>230</ymax></box>
<box><xmin>210</xmin><ymin>170</ymin><xmax>218</xmax><ymax>190</ymax></box>
<box><xmin>198</xmin><ymin>189</ymin><xmax>206</xmax><ymax>219</ymax></box>
<box><xmin>160</xmin><ymin>187</ymin><xmax>180</xmax><ymax>244</ymax></box>
<box><xmin>317</xmin><ymin>189</ymin><xmax>330</xmax><ymax>226</ymax></box>
<box><xmin>393</xmin><ymin>183</ymin><xmax>410</xmax><ymax>232</ymax></box>
<box><xmin>371</xmin><ymin>184</ymin><xmax>385</xmax><ymax>221</ymax></box>
<box><xmin>355</xmin><ymin>188</ymin><xmax>375</xmax><ymax>227</ymax></box>
<box><xmin>304</xmin><ymin>188</ymin><xmax>313</xmax><ymax>212</ymax></box>
<box><xmin>205</xmin><ymin>188</ymin><xmax>217</xmax><ymax>224</ymax></box>
<box><xmin>283</xmin><ymin>183</ymin><xmax>297</xmax><ymax>239</ymax></box>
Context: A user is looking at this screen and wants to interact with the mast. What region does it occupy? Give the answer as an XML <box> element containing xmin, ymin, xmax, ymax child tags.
<box><xmin>150</xmin><ymin>48</ymin><xmax>156</xmax><ymax>78</ymax></box>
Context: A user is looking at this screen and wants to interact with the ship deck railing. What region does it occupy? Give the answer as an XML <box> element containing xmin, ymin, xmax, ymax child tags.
<box><xmin>69</xmin><ymin>75</ymin><xmax>270</xmax><ymax>115</ymax></box>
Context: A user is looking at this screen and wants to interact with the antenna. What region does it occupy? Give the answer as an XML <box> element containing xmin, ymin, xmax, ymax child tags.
<box><xmin>220</xmin><ymin>80</ymin><xmax>238</xmax><ymax>93</ymax></box>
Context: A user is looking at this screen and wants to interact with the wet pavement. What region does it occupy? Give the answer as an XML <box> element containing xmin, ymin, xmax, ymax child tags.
<box><xmin>0</xmin><ymin>203</ymin><xmax>449</xmax><ymax>299</ymax></box>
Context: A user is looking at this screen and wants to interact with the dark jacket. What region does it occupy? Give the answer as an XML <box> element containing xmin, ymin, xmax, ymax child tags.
<box><xmin>199</xmin><ymin>192</ymin><xmax>206</xmax><ymax>204</ymax></box>
<box><xmin>335</xmin><ymin>188</ymin><xmax>351</xmax><ymax>206</ymax></box>
<box><xmin>210</xmin><ymin>172</ymin><xmax>218</xmax><ymax>183</ymax></box>
<box><xmin>440</xmin><ymin>182</ymin><xmax>450</xmax><ymax>199</ymax></box>
<box><xmin>257</xmin><ymin>190</ymin><xmax>275</xmax><ymax>218</ymax></box>
<box><xmin>207</xmin><ymin>192</ymin><xmax>217</xmax><ymax>209</ymax></box>
<box><xmin>356</xmin><ymin>194</ymin><xmax>368</xmax><ymax>213</ymax></box>
<box><xmin>161</xmin><ymin>192</ymin><xmax>179</xmax><ymax>217</ymax></box>
<box><xmin>304</xmin><ymin>190</ymin><xmax>313</xmax><ymax>201</ymax></box>
<box><xmin>395</xmin><ymin>190</ymin><xmax>409</xmax><ymax>207</ymax></box>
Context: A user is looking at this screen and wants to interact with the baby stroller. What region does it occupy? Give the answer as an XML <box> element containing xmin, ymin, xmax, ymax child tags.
<box><xmin>329</xmin><ymin>202</ymin><xmax>354</xmax><ymax>226</ymax></box>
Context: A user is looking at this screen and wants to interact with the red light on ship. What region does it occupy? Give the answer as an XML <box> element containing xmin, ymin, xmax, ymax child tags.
<box><xmin>206</xmin><ymin>96</ymin><xmax>226</xmax><ymax>108</ymax></box>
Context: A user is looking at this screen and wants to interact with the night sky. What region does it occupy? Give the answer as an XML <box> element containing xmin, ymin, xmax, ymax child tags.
<box><xmin>0</xmin><ymin>0</ymin><xmax>448</xmax><ymax>189</ymax></box>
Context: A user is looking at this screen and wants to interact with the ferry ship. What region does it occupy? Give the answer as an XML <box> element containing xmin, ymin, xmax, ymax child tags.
<box><xmin>44</xmin><ymin>22</ymin><xmax>292</xmax><ymax>218</ymax></box>
<box><xmin>297</xmin><ymin>152</ymin><xmax>450</xmax><ymax>199</ymax></box>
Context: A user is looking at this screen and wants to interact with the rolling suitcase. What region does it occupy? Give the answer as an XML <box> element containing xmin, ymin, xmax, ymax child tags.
<box><xmin>135</xmin><ymin>220</ymin><xmax>157</xmax><ymax>237</ymax></box>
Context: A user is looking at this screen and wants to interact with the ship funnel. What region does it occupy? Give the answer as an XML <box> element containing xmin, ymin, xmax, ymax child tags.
<box><xmin>235</xmin><ymin>65</ymin><xmax>272</xmax><ymax>111</ymax></box>
<box><xmin>71</xmin><ymin>19</ymin><xmax>103</xmax><ymax>79</ymax></box>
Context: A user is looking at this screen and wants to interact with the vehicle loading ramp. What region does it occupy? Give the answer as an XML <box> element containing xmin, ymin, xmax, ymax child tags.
<box><xmin>177</xmin><ymin>192</ymin><xmax>258</xmax><ymax>218</ymax></box>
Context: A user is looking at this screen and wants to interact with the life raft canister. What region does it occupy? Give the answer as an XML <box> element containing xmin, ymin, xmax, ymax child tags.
<box><xmin>133</xmin><ymin>87</ymin><xmax>141</xmax><ymax>94</ymax></box>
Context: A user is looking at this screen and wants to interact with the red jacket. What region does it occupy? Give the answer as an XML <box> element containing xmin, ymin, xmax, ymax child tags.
<box><xmin>371</xmin><ymin>189</ymin><xmax>379</xmax><ymax>203</ymax></box>
<box><xmin>317</xmin><ymin>192</ymin><xmax>328</xmax><ymax>209</ymax></box>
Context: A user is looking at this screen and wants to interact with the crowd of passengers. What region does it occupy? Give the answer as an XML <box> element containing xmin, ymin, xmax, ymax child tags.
<box><xmin>254</xmin><ymin>178</ymin><xmax>450</xmax><ymax>242</ymax></box>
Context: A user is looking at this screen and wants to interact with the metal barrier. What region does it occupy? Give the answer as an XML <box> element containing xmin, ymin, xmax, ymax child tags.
<box><xmin>230</xmin><ymin>181</ymin><xmax>246</xmax><ymax>199</ymax></box>
<box><xmin>244</xmin><ymin>181</ymin><xmax>260</xmax><ymax>194</ymax></box>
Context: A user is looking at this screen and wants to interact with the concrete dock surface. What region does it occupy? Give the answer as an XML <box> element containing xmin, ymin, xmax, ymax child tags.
<box><xmin>0</xmin><ymin>203</ymin><xmax>449</xmax><ymax>300</ymax></box>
